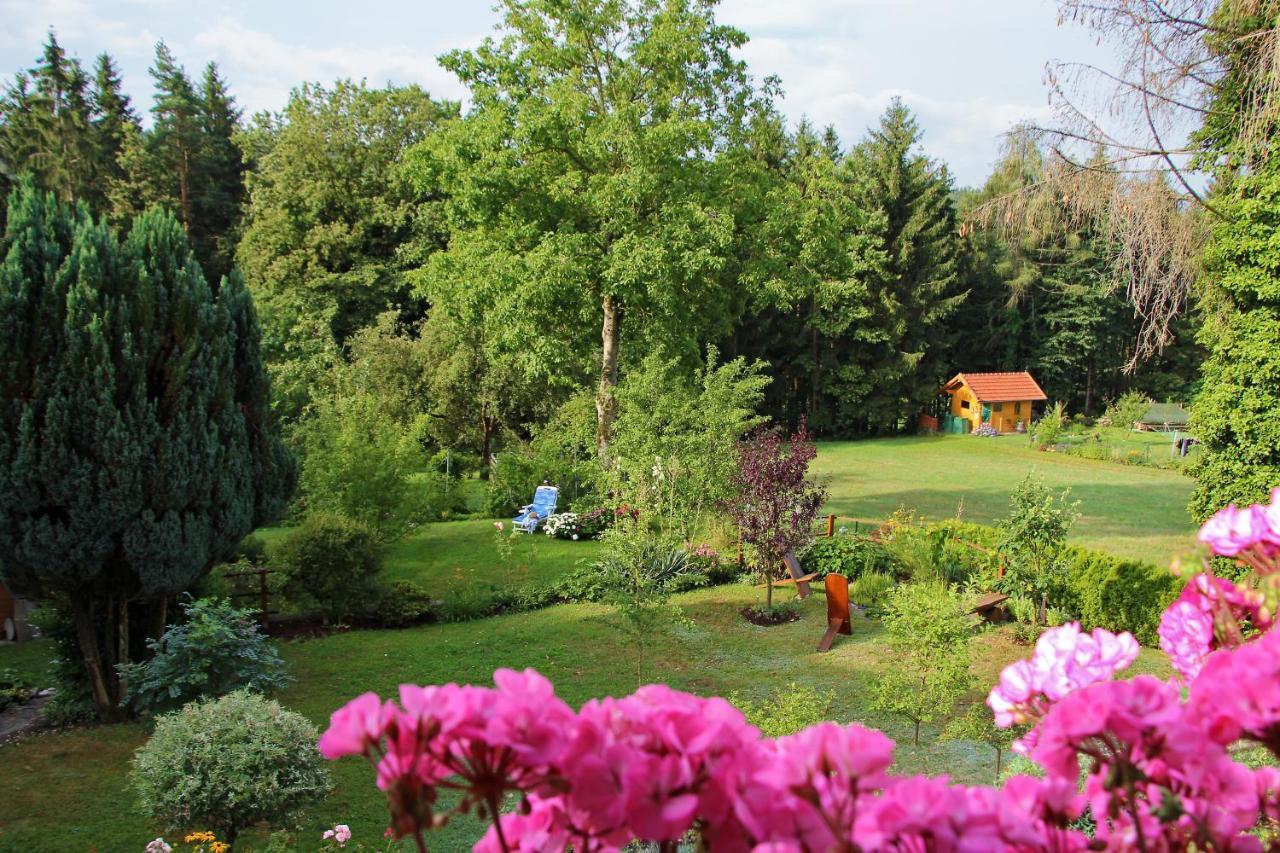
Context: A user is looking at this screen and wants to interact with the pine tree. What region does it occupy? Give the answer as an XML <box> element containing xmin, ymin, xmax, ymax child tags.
<box><xmin>146</xmin><ymin>41</ymin><xmax>203</xmax><ymax>234</ymax></box>
<box><xmin>0</xmin><ymin>32</ymin><xmax>98</xmax><ymax>209</ymax></box>
<box><xmin>844</xmin><ymin>99</ymin><xmax>963</xmax><ymax>432</ymax></box>
<box><xmin>194</xmin><ymin>62</ymin><xmax>244</xmax><ymax>280</ymax></box>
<box><xmin>0</xmin><ymin>179</ymin><xmax>296</xmax><ymax>717</ymax></box>
<box><xmin>89</xmin><ymin>53</ymin><xmax>138</xmax><ymax>202</ymax></box>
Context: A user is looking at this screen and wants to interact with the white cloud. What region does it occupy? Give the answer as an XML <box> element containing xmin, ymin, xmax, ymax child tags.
<box><xmin>0</xmin><ymin>0</ymin><xmax>1112</xmax><ymax>185</ymax></box>
<box><xmin>189</xmin><ymin>19</ymin><xmax>469</xmax><ymax>116</ymax></box>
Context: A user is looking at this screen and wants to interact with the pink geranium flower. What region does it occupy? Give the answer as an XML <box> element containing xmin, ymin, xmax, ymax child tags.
<box><xmin>318</xmin><ymin>692</ymin><xmax>394</xmax><ymax>759</ymax></box>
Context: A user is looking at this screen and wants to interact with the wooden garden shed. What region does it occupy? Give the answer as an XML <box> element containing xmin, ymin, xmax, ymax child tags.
<box><xmin>942</xmin><ymin>372</ymin><xmax>1047</xmax><ymax>434</ymax></box>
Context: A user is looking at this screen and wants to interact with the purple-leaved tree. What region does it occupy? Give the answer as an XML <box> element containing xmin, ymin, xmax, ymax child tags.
<box><xmin>726</xmin><ymin>424</ymin><xmax>828</xmax><ymax>611</ymax></box>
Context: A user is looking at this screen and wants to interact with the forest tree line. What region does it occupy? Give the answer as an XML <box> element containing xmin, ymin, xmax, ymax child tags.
<box><xmin>0</xmin><ymin>11</ymin><xmax>1203</xmax><ymax>473</ymax></box>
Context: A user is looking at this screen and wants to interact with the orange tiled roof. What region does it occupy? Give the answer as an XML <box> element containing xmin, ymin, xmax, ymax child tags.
<box><xmin>945</xmin><ymin>372</ymin><xmax>1047</xmax><ymax>403</ymax></box>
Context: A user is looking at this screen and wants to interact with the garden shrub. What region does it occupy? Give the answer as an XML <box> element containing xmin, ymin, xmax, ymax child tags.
<box><xmin>1102</xmin><ymin>391</ymin><xmax>1152</xmax><ymax>431</ymax></box>
<box><xmin>0</xmin><ymin>668</ymin><xmax>35</xmax><ymax>711</ymax></box>
<box><xmin>26</xmin><ymin>603</ymin><xmax>98</xmax><ymax>726</ymax></box>
<box><xmin>132</xmin><ymin>691</ymin><xmax>332</xmax><ymax>843</ymax></box>
<box><xmin>1032</xmin><ymin>401</ymin><xmax>1066</xmax><ymax>448</ymax></box>
<box><xmin>117</xmin><ymin>598</ymin><xmax>289</xmax><ymax>715</ymax></box>
<box><xmin>880</xmin><ymin>521</ymin><xmax>995</xmax><ymax>587</ymax></box>
<box><xmin>234</xmin><ymin>535</ymin><xmax>269</xmax><ymax>565</ymax></box>
<box><xmin>731</xmin><ymin>682</ymin><xmax>833</xmax><ymax>737</ymax></box>
<box><xmin>849</xmin><ymin>572</ymin><xmax>894</xmax><ymax>615</ymax></box>
<box><xmin>371</xmin><ymin>580</ymin><xmax>438</xmax><ymax>628</ymax></box>
<box><xmin>1062</xmin><ymin>547</ymin><xmax>1181</xmax><ymax>644</ymax></box>
<box><xmin>687</xmin><ymin>544</ymin><xmax>736</xmax><ymax>584</ymax></box>
<box><xmin>296</xmin><ymin>392</ymin><xmax>427</xmax><ymax>537</ymax></box>
<box><xmin>608</xmin><ymin>348</ymin><xmax>770</xmax><ymax>538</ymax></box>
<box><xmin>276</xmin><ymin>512</ymin><xmax>383</xmax><ymax>624</ymax></box>
<box><xmin>551</xmin><ymin>563</ymin><xmax>614</xmax><ymax>604</ymax></box>
<box><xmin>800</xmin><ymin>535</ymin><xmax>894</xmax><ymax>579</ymax></box>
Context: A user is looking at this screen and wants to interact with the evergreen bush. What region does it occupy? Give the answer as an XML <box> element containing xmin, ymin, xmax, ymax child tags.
<box><xmin>1189</xmin><ymin>161</ymin><xmax>1280</xmax><ymax>520</ymax></box>
<box><xmin>0</xmin><ymin>184</ymin><xmax>296</xmax><ymax>716</ymax></box>
<box><xmin>276</xmin><ymin>512</ymin><xmax>383</xmax><ymax>624</ymax></box>
<box><xmin>132</xmin><ymin>691</ymin><xmax>331</xmax><ymax>843</ymax></box>
<box><xmin>117</xmin><ymin>597</ymin><xmax>288</xmax><ymax>715</ymax></box>
<box><xmin>1062</xmin><ymin>547</ymin><xmax>1181</xmax><ymax>645</ymax></box>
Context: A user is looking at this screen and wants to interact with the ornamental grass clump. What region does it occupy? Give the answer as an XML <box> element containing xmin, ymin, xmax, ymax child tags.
<box><xmin>132</xmin><ymin>691</ymin><xmax>331</xmax><ymax>844</ymax></box>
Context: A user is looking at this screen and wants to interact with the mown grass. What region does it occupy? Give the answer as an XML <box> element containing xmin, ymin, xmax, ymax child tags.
<box><xmin>813</xmin><ymin>435</ymin><xmax>1198</xmax><ymax>565</ymax></box>
<box><xmin>382</xmin><ymin>519</ymin><xmax>604</xmax><ymax>595</ymax></box>
<box><xmin>0</xmin><ymin>583</ymin><xmax>1171</xmax><ymax>852</ymax></box>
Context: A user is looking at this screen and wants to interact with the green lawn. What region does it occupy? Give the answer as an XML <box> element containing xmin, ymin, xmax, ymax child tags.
<box><xmin>0</xmin><ymin>585</ymin><xmax>1171</xmax><ymax>852</ymax></box>
<box><xmin>382</xmin><ymin>518</ymin><xmax>604</xmax><ymax>594</ymax></box>
<box><xmin>813</xmin><ymin>435</ymin><xmax>1198</xmax><ymax>565</ymax></box>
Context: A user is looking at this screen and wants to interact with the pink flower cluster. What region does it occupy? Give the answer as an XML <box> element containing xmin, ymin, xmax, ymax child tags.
<box><xmin>986</xmin><ymin>623</ymin><xmax>1138</xmax><ymax>728</ymax></box>
<box><xmin>321</xmin><ymin>824</ymin><xmax>352</xmax><ymax>847</ymax></box>
<box><xmin>1156</xmin><ymin>491</ymin><xmax>1280</xmax><ymax>682</ymax></box>
<box><xmin>1158</xmin><ymin>574</ymin><xmax>1270</xmax><ymax>681</ymax></box>
<box><xmin>322</xmin><ymin>670</ymin><xmax>1098</xmax><ymax>851</ymax></box>
<box><xmin>1197</xmin><ymin>488</ymin><xmax>1280</xmax><ymax>560</ymax></box>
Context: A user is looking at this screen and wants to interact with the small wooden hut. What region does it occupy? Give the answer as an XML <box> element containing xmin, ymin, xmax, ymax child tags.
<box><xmin>942</xmin><ymin>372</ymin><xmax>1047</xmax><ymax>434</ymax></box>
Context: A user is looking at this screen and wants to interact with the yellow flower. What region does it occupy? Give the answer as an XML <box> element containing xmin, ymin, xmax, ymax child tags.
<box><xmin>184</xmin><ymin>831</ymin><xmax>216</xmax><ymax>844</ymax></box>
<box><xmin>210</xmin><ymin>843</ymin><xmax>229</xmax><ymax>853</ymax></box>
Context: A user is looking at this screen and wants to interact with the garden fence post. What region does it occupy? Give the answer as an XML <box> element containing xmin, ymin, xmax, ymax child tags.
<box><xmin>827</xmin><ymin>514</ymin><xmax>835</xmax><ymax>537</ymax></box>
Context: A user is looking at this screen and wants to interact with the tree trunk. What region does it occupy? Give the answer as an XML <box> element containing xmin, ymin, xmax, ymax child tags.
<box><xmin>766</xmin><ymin>575</ymin><xmax>774</xmax><ymax>611</ymax></box>
<box><xmin>149</xmin><ymin>596</ymin><xmax>169</xmax><ymax>648</ymax></box>
<box><xmin>70</xmin><ymin>596</ymin><xmax>117</xmax><ymax>719</ymax></box>
<box><xmin>995</xmin><ymin>745</ymin><xmax>1003</xmax><ymax>781</ymax></box>
<box><xmin>480</xmin><ymin>406</ymin><xmax>494</xmax><ymax>481</ymax></box>
<box><xmin>1085</xmin><ymin>358</ymin><xmax>1095</xmax><ymax>414</ymax></box>
<box><xmin>595</xmin><ymin>294</ymin><xmax>622</xmax><ymax>460</ymax></box>
<box><xmin>115</xmin><ymin>597</ymin><xmax>130</xmax><ymax>698</ymax></box>
<box><xmin>178</xmin><ymin>146</ymin><xmax>192</xmax><ymax>233</ymax></box>
<box><xmin>914</xmin><ymin>719</ymin><xmax>921</xmax><ymax>747</ymax></box>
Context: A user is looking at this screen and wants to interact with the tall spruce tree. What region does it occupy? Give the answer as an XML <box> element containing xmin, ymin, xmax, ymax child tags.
<box><xmin>89</xmin><ymin>53</ymin><xmax>138</xmax><ymax>208</ymax></box>
<box><xmin>844</xmin><ymin>99</ymin><xmax>963</xmax><ymax>431</ymax></box>
<box><xmin>194</xmin><ymin>62</ymin><xmax>243</xmax><ymax>279</ymax></box>
<box><xmin>145</xmin><ymin>41</ymin><xmax>203</xmax><ymax>234</ymax></box>
<box><xmin>0</xmin><ymin>179</ymin><xmax>295</xmax><ymax>716</ymax></box>
<box><xmin>0</xmin><ymin>32</ymin><xmax>99</xmax><ymax>210</ymax></box>
<box><xmin>736</xmin><ymin>119</ymin><xmax>887</xmax><ymax>433</ymax></box>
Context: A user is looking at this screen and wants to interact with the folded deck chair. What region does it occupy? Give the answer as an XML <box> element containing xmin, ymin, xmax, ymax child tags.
<box><xmin>513</xmin><ymin>485</ymin><xmax>559</xmax><ymax>533</ymax></box>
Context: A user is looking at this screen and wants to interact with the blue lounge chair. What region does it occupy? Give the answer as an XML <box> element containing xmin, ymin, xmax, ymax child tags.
<box><xmin>513</xmin><ymin>485</ymin><xmax>559</xmax><ymax>533</ymax></box>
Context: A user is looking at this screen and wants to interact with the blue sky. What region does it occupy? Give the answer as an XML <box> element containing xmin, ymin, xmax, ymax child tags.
<box><xmin>0</xmin><ymin>0</ymin><xmax>1119</xmax><ymax>188</ymax></box>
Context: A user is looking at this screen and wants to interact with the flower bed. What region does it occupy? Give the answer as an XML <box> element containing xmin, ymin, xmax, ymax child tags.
<box><xmin>320</xmin><ymin>490</ymin><xmax>1280</xmax><ymax>850</ymax></box>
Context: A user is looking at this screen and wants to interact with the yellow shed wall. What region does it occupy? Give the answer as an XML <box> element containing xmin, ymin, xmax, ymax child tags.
<box><xmin>948</xmin><ymin>381</ymin><xmax>1034</xmax><ymax>433</ymax></box>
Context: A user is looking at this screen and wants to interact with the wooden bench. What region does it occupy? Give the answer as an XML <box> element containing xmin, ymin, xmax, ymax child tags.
<box><xmin>970</xmin><ymin>591</ymin><xmax>1009</xmax><ymax>621</ymax></box>
<box><xmin>754</xmin><ymin>551</ymin><xmax>817</xmax><ymax>600</ymax></box>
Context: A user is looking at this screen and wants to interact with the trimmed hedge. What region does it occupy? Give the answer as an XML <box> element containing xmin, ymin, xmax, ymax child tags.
<box><xmin>1062</xmin><ymin>547</ymin><xmax>1182</xmax><ymax>645</ymax></box>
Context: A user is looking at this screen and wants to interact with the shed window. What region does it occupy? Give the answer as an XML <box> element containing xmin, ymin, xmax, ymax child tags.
<box><xmin>1015</xmin><ymin>402</ymin><xmax>1022</xmax><ymax>415</ymax></box>
<box><xmin>960</xmin><ymin>399</ymin><xmax>970</xmax><ymax>410</ymax></box>
<box><xmin>993</xmin><ymin>403</ymin><xmax>1004</xmax><ymax>412</ymax></box>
